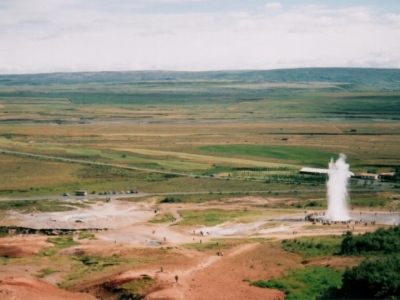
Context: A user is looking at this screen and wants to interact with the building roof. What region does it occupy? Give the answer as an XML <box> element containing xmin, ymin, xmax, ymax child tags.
<box><xmin>300</xmin><ymin>167</ymin><xmax>354</xmax><ymax>177</ymax></box>
<box><xmin>358</xmin><ymin>173</ymin><xmax>378</xmax><ymax>179</ymax></box>
<box><xmin>380</xmin><ymin>172</ymin><xmax>395</xmax><ymax>176</ymax></box>
<box><xmin>300</xmin><ymin>167</ymin><xmax>329</xmax><ymax>174</ymax></box>
<box><xmin>359</xmin><ymin>173</ymin><xmax>378</xmax><ymax>176</ymax></box>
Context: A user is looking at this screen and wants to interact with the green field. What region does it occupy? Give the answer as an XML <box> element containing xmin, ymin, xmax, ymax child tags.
<box><xmin>0</xmin><ymin>68</ymin><xmax>399</xmax><ymax>197</ymax></box>
<box><xmin>198</xmin><ymin>144</ymin><xmax>337</xmax><ymax>165</ymax></box>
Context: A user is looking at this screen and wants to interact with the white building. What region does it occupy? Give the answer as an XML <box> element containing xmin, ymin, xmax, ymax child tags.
<box><xmin>299</xmin><ymin>167</ymin><xmax>354</xmax><ymax>177</ymax></box>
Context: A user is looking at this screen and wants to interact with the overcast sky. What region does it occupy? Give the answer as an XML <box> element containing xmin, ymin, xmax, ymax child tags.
<box><xmin>1</xmin><ymin>0</ymin><xmax>400</xmax><ymax>74</ymax></box>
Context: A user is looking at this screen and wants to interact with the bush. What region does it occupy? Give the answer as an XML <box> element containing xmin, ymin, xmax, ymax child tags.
<box><xmin>341</xmin><ymin>226</ymin><xmax>400</xmax><ymax>255</ymax></box>
<box><xmin>324</xmin><ymin>255</ymin><xmax>400</xmax><ymax>299</ymax></box>
<box><xmin>160</xmin><ymin>197</ymin><xmax>181</xmax><ymax>203</ymax></box>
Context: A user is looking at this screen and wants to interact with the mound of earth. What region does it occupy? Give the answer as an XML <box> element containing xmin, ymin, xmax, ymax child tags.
<box><xmin>0</xmin><ymin>236</ymin><xmax>51</xmax><ymax>258</ymax></box>
<box><xmin>0</xmin><ymin>276</ymin><xmax>96</xmax><ymax>300</ymax></box>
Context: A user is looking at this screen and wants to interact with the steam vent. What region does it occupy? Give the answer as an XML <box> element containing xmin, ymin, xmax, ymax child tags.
<box><xmin>326</xmin><ymin>153</ymin><xmax>351</xmax><ymax>221</ymax></box>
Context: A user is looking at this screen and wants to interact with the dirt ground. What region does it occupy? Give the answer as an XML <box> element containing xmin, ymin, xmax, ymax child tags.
<box><xmin>0</xmin><ymin>196</ymin><xmax>388</xmax><ymax>299</ymax></box>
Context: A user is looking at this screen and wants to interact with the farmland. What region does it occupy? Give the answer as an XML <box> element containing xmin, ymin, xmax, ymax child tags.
<box><xmin>0</xmin><ymin>69</ymin><xmax>400</xmax><ymax>194</ymax></box>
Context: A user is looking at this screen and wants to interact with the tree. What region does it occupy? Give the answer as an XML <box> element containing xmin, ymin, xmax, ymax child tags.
<box><xmin>340</xmin><ymin>226</ymin><xmax>400</xmax><ymax>255</ymax></box>
<box><xmin>338</xmin><ymin>255</ymin><xmax>400</xmax><ymax>299</ymax></box>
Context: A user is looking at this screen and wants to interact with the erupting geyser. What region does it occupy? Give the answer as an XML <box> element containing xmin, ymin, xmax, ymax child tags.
<box><xmin>326</xmin><ymin>153</ymin><xmax>351</xmax><ymax>221</ymax></box>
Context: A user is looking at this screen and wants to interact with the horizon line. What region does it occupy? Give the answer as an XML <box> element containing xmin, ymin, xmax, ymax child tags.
<box><xmin>1</xmin><ymin>66</ymin><xmax>400</xmax><ymax>77</ymax></box>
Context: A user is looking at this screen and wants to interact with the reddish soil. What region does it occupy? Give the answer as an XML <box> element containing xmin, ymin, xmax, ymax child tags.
<box><xmin>69</xmin><ymin>242</ymin><xmax>288</xmax><ymax>300</ymax></box>
<box><xmin>147</xmin><ymin>243</ymin><xmax>289</xmax><ymax>300</ymax></box>
<box><xmin>0</xmin><ymin>197</ymin><xmax>379</xmax><ymax>299</ymax></box>
<box><xmin>0</xmin><ymin>276</ymin><xmax>95</xmax><ymax>300</ymax></box>
<box><xmin>0</xmin><ymin>236</ymin><xmax>51</xmax><ymax>258</ymax></box>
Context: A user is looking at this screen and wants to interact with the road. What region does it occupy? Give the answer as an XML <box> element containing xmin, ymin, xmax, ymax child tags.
<box><xmin>0</xmin><ymin>190</ymin><xmax>304</xmax><ymax>202</ymax></box>
<box><xmin>0</xmin><ymin>187</ymin><xmax>396</xmax><ymax>202</ymax></box>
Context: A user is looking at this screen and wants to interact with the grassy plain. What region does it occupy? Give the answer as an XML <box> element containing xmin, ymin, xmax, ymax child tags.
<box><xmin>0</xmin><ymin>69</ymin><xmax>398</xmax><ymax>203</ymax></box>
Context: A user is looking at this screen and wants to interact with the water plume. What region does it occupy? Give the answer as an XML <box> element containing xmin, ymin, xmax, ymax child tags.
<box><xmin>326</xmin><ymin>153</ymin><xmax>351</xmax><ymax>221</ymax></box>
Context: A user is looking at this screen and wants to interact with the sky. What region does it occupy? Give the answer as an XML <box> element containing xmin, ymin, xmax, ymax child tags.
<box><xmin>1</xmin><ymin>0</ymin><xmax>400</xmax><ymax>74</ymax></box>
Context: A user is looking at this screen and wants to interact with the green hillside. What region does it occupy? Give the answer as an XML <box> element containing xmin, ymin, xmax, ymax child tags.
<box><xmin>0</xmin><ymin>68</ymin><xmax>399</xmax><ymax>87</ymax></box>
<box><xmin>0</xmin><ymin>68</ymin><xmax>399</xmax><ymax>120</ymax></box>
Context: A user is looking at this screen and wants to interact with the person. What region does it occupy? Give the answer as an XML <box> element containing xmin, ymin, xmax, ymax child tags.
<box><xmin>175</xmin><ymin>275</ymin><xmax>178</xmax><ymax>283</ymax></box>
<box><xmin>161</xmin><ymin>266</ymin><xmax>163</xmax><ymax>272</ymax></box>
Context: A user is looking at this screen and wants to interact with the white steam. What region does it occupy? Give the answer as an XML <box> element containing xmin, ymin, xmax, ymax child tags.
<box><xmin>326</xmin><ymin>153</ymin><xmax>351</xmax><ymax>221</ymax></box>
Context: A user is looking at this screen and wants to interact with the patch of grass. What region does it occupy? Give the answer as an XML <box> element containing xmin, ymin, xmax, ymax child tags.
<box><xmin>350</xmin><ymin>196</ymin><xmax>387</xmax><ymax>208</ymax></box>
<box><xmin>149</xmin><ymin>212</ymin><xmax>175</xmax><ymax>223</ymax></box>
<box><xmin>77</xmin><ymin>232</ymin><xmax>97</xmax><ymax>240</ymax></box>
<box><xmin>184</xmin><ymin>238</ymin><xmax>267</xmax><ymax>252</ymax></box>
<box><xmin>37</xmin><ymin>236</ymin><xmax>78</xmax><ymax>257</ymax></box>
<box><xmin>0</xmin><ymin>199</ymin><xmax>88</xmax><ymax>213</ymax></box>
<box><xmin>62</xmin><ymin>254</ymin><xmax>158</xmax><ymax>287</ymax></box>
<box><xmin>120</xmin><ymin>275</ymin><xmax>154</xmax><ymax>297</ymax></box>
<box><xmin>116</xmin><ymin>147</ymin><xmax>292</xmax><ymax>168</ymax></box>
<box><xmin>0</xmin><ymin>154</ymin><xmax>83</xmax><ymax>195</ymax></box>
<box><xmin>198</xmin><ymin>145</ymin><xmax>336</xmax><ymax>165</ymax></box>
<box><xmin>35</xmin><ymin>268</ymin><xmax>59</xmax><ymax>278</ymax></box>
<box><xmin>159</xmin><ymin>193</ymin><xmax>219</xmax><ymax>203</ymax></box>
<box><xmin>258</xmin><ymin>222</ymin><xmax>280</xmax><ymax>230</ymax></box>
<box><xmin>252</xmin><ymin>266</ymin><xmax>343</xmax><ymax>300</ymax></box>
<box><xmin>281</xmin><ymin>236</ymin><xmax>343</xmax><ymax>257</ymax></box>
<box><xmin>177</xmin><ymin>208</ymin><xmax>301</xmax><ymax>226</ymax></box>
<box><xmin>45</xmin><ymin>146</ymin><xmax>212</xmax><ymax>172</ymax></box>
<box><xmin>113</xmin><ymin>149</ymin><xmax>213</xmax><ymax>171</ymax></box>
<box><xmin>303</xmin><ymin>224</ymin><xmax>348</xmax><ymax>231</ymax></box>
<box><xmin>177</xmin><ymin>209</ymin><xmax>252</xmax><ymax>226</ymax></box>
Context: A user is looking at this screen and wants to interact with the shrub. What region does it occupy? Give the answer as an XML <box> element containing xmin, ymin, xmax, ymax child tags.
<box><xmin>252</xmin><ymin>266</ymin><xmax>343</xmax><ymax>300</ymax></box>
<box><xmin>160</xmin><ymin>197</ymin><xmax>181</xmax><ymax>203</ymax></box>
<box><xmin>340</xmin><ymin>226</ymin><xmax>400</xmax><ymax>255</ymax></box>
<box><xmin>324</xmin><ymin>255</ymin><xmax>400</xmax><ymax>299</ymax></box>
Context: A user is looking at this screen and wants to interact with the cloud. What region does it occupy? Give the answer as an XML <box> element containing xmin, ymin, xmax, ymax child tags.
<box><xmin>140</xmin><ymin>0</ymin><xmax>206</xmax><ymax>2</ymax></box>
<box><xmin>264</xmin><ymin>2</ymin><xmax>282</xmax><ymax>10</ymax></box>
<box><xmin>0</xmin><ymin>1</ymin><xmax>400</xmax><ymax>73</ymax></box>
<box><xmin>386</xmin><ymin>13</ymin><xmax>400</xmax><ymax>24</ymax></box>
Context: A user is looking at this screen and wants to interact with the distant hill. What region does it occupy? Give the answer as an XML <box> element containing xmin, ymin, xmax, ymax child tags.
<box><xmin>0</xmin><ymin>68</ymin><xmax>399</xmax><ymax>88</ymax></box>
